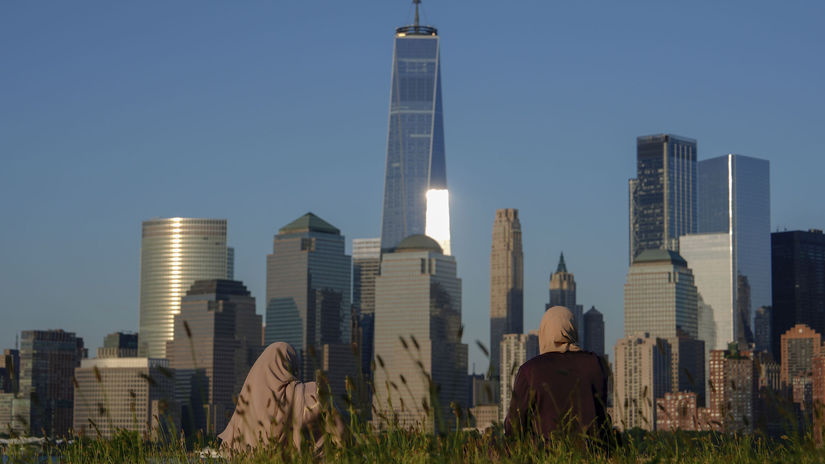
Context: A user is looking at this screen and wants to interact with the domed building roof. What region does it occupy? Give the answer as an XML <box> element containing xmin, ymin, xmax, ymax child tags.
<box><xmin>394</xmin><ymin>234</ymin><xmax>443</xmax><ymax>254</ymax></box>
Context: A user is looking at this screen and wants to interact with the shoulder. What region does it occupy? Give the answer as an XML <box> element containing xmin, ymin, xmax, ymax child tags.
<box><xmin>521</xmin><ymin>351</ymin><xmax>604</xmax><ymax>371</ymax></box>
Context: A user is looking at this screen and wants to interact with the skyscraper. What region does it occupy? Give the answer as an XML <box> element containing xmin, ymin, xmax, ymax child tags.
<box><xmin>614</xmin><ymin>333</ymin><xmax>672</xmax><ymax>431</ymax></box>
<box><xmin>380</xmin><ymin>2</ymin><xmax>450</xmax><ymax>254</ymax></box>
<box><xmin>584</xmin><ymin>306</ymin><xmax>605</xmax><ymax>356</ymax></box>
<box><xmin>499</xmin><ymin>332</ymin><xmax>538</xmax><ymax>422</ymax></box>
<box><xmin>489</xmin><ymin>208</ymin><xmax>523</xmax><ymax>378</ymax></box>
<box><xmin>353</xmin><ymin>238</ymin><xmax>381</xmax><ymax>379</ymax></box>
<box><xmin>373</xmin><ymin>235</ymin><xmax>467</xmax><ymax>432</ymax></box>
<box><xmin>548</xmin><ymin>253</ymin><xmax>584</xmax><ymax>344</ymax></box>
<box><xmin>139</xmin><ymin>218</ymin><xmax>234</xmax><ymax>358</ymax></box>
<box><xmin>779</xmin><ymin>324</ymin><xmax>821</xmax><ymax>387</ymax></box>
<box><xmin>265</xmin><ymin>213</ymin><xmax>352</xmax><ymax>381</ymax></box>
<box><xmin>167</xmin><ymin>279</ymin><xmax>262</xmax><ymax>434</ymax></box>
<box><xmin>708</xmin><ymin>345</ymin><xmax>757</xmax><ymax>433</ymax></box>
<box><xmin>629</xmin><ymin>134</ymin><xmax>697</xmax><ymax>262</ymax></box>
<box><xmin>97</xmin><ymin>332</ymin><xmax>138</xmax><ymax>359</ymax></box>
<box><xmin>684</xmin><ymin>154</ymin><xmax>771</xmax><ymax>348</ymax></box>
<box><xmin>754</xmin><ymin>306</ymin><xmax>772</xmax><ymax>354</ymax></box>
<box><xmin>771</xmin><ymin>230</ymin><xmax>825</xmax><ymax>360</ymax></box>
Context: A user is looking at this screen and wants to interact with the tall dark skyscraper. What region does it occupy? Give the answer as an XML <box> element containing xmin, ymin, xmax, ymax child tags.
<box><xmin>584</xmin><ymin>306</ymin><xmax>605</xmax><ymax>356</ymax></box>
<box><xmin>771</xmin><ymin>229</ymin><xmax>825</xmax><ymax>360</ymax></box>
<box><xmin>380</xmin><ymin>1</ymin><xmax>450</xmax><ymax>253</ymax></box>
<box><xmin>629</xmin><ymin>134</ymin><xmax>697</xmax><ymax>262</ymax></box>
<box><xmin>265</xmin><ymin>213</ymin><xmax>351</xmax><ymax>380</ymax></box>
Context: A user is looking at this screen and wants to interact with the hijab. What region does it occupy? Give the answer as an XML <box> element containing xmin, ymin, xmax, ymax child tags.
<box><xmin>539</xmin><ymin>306</ymin><xmax>581</xmax><ymax>354</ymax></box>
<box><xmin>218</xmin><ymin>342</ymin><xmax>339</xmax><ymax>453</ymax></box>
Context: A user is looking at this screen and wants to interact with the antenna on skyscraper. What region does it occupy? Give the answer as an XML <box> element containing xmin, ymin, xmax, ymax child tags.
<box><xmin>15</xmin><ymin>334</ymin><xmax>18</xmax><ymax>350</ymax></box>
<box><xmin>414</xmin><ymin>0</ymin><xmax>421</xmax><ymax>27</ymax></box>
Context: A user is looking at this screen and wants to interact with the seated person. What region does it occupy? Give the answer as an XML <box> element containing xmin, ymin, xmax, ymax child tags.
<box><xmin>504</xmin><ymin>306</ymin><xmax>609</xmax><ymax>441</ymax></box>
<box><xmin>219</xmin><ymin>342</ymin><xmax>343</xmax><ymax>454</ymax></box>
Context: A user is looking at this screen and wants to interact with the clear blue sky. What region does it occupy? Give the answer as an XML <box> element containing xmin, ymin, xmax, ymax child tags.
<box><xmin>2</xmin><ymin>1</ymin><xmax>823</xmax><ymax>372</ymax></box>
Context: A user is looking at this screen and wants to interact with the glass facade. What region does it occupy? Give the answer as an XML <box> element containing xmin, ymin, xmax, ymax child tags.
<box><xmin>372</xmin><ymin>238</ymin><xmax>467</xmax><ymax>432</ymax></box>
<box><xmin>264</xmin><ymin>213</ymin><xmax>351</xmax><ymax>381</ymax></box>
<box><xmin>380</xmin><ymin>25</ymin><xmax>448</xmax><ymax>251</ymax></box>
<box><xmin>139</xmin><ymin>218</ymin><xmax>233</xmax><ymax>359</ymax></box>
<box><xmin>696</xmin><ymin>154</ymin><xmax>771</xmax><ymax>346</ymax></box>
<box><xmin>629</xmin><ymin>134</ymin><xmax>697</xmax><ymax>262</ymax></box>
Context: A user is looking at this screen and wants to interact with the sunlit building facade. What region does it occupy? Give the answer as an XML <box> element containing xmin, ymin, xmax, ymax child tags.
<box><xmin>499</xmin><ymin>332</ymin><xmax>538</xmax><ymax>422</ymax></box>
<box><xmin>380</xmin><ymin>15</ymin><xmax>450</xmax><ymax>253</ymax></box>
<box><xmin>139</xmin><ymin>218</ymin><xmax>234</xmax><ymax>358</ymax></box>
<box><xmin>614</xmin><ymin>333</ymin><xmax>672</xmax><ymax>431</ymax></box>
<box><xmin>372</xmin><ymin>235</ymin><xmax>467</xmax><ymax>432</ymax></box>
<box><xmin>489</xmin><ymin>209</ymin><xmax>523</xmax><ymax>379</ymax></box>
<box><xmin>629</xmin><ymin>134</ymin><xmax>697</xmax><ymax>262</ymax></box>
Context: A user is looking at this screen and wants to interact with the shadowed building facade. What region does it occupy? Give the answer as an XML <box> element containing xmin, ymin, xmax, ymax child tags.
<box><xmin>629</xmin><ymin>134</ymin><xmax>697</xmax><ymax>262</ymax></box>
<box><xmin>489</xmin><ymin>208</ymin><xmax>523</xmax><ymax>380</ymax></box>
<box><xmin>373</xmin><ymin>235</ymin><xmax>467</xmax><ymax>432</ymax></box>
<box><xmin>139</xmin><ymin>218</ymin><xmax>234</xmax><ymax>358</ymax></box>
<box><xmin>352</xmin><ymin>238</ymin><xmax>381</xmax><ymax>379</ymax></box>
<box><xmin>584</xmin><ymin>306</ymin><xmax>605</xmax><ymax>356</ymax></box>
<box><xmin>380</xmin><ymin>6</ymin><xmax>450</xmax><ymax>253</ymax></box>
<box><xmin>265</xmin><ymin>213</ymin><xmax>352</xmax><ymax>381</ymax></box>
<box><xmin>167</xmin><ymin>279</ymin><xmax>262</xmax><ymax>435</ymax></box>
<box><xmin>548</xmin><ymin>253</ymin><xmax>584</xmax><ymax>345</ymax></box>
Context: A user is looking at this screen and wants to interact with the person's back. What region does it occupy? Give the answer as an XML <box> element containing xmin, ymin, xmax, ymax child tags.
<box><xmin>504</xmin><ymin>306</ymin><xmax>609</xmax><ymax>440</ymax></box>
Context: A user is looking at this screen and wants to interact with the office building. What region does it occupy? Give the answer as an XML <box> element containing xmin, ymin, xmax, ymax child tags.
<box><xmin>489</xmin><ymin>209</ymin><xmax>524</xmax><ymax>379</ymax></box>
<box><xmin>708</xmin><ymin>345</ymin><xmax>757</xmax><ymax>433</ymax></box>
<box><xmin>499</xmin><ymin>333</ymin><xmax>538</xmax><ymax>422</ymax></box>
<box><xmin>584</xmin><ymin>306</ymin><xmax>605</xmax><ymax>356</ymax></box>
<box><xmin>624</xmin><ymin>249</ymin><xmax>698</xmax><ymax>339</ymax></box>
<box><xmin>373</xmin><ymin>235</ymin><xmax>467</xmax><ymax>431</ymax></box>
<box><xmin>666</xmin><ymin>334</ymin><xmax>705</xmax><ymax>405</ymax></box>
<box><xmin>629</xmin><ymin>134</ymin><xmax>697</xmax><ymax>262</ymax></box>
<box><xmin>2</xmin><ymin>349</ymin><xmax>19</xmax><ymax>394</ymax></box>
<box><xmin>353</xmin><ymin>238</ymin><xmax>381</xmax><ymax>379</ymax></box>
<box><xmin>18</xmin><ymin>330</ymin><xmax>85</xmax><ymax>437</ymax></box>
<box><xmin>379</xmin><ymin>4</ymin><xmax>450</xmax><ymax>254</ymax></box>
<box><xmin>166</xmin><ymin>279</ymin><xmax>261</xmax><ymax>435</ymax></box>
<box><xmin>73</xmin><ymin>357</ymin><xmax>176</xmax><ymax>439</ymax></box>
<box><xmin>613</xmin><ymin>334</ymin><xmax>672</xmax><ymax>431</ymax></box>
<box><xmin>97</xmin><ymin>332</ymin><xmax>138</xmax><ymax>359</ymax></box>
<box><xmin>548</xmin><ymin>253</ymin><xmax>584</xmax><ymax>345</ymax></box>
<box><xmin>265</xmin><ymin>213</ymin><xmax>352</xmax><ymax>381</ymax></box>
<box><xmin>139</xmin><ymin>218</ymin><xmax>234</xmax><ymax>358</ymax></box>
<box><xmin>771</xmin><ymin>230</ymin><xmax>825</xmax><ymax>360</ymax></box>
<box><xmin>780</xmin><ymin>324</ymin><xmax>821</xmax><ymax>387</ymax></box>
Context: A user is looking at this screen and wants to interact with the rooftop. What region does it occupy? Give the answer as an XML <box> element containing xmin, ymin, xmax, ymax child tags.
<box><xmin>278</xmin><ymin>212</ymin><xmax>340</xmax><ymax>235</ymax></box>
<box><xmin>633</xmin><ymin>249</ymin><xmax>688</xmax><ymax>267</ymax></box>
<box><xmin>394</xmin><ymin>234</ymin><xmax>443</xmax><ymax>254</ymax></box>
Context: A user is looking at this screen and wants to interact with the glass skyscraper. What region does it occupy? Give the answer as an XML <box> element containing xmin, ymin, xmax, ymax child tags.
<box><xmin>139</xmin><ymin>218</ymin><xmax>234</xmax><ymax>359</ymax></box>
<box><xmin>380</xmin><ymin>13</ymin><xmax>449</xmax><ymax>253</ymax></box>
<box><xmin>629</xmin><ymin>134</ymin><xmax>697</xmax><ymax>262</ymax></box>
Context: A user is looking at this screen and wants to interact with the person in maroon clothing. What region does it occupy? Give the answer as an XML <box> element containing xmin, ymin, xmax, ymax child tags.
<box><xmin>504</xmin><ymin>306</ymin><xmax>611</xmax><ymax>443</ymax></box>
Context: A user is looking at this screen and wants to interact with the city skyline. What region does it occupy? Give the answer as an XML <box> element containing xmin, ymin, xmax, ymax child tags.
<box><xmin>2</xmin><ymin>2</ymin><xmax>824</xmax><ymax>374</ymax></box>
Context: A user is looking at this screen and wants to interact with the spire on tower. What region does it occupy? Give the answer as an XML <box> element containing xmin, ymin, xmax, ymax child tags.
<box><xmin>414</xmin><ymin>0</ymin><xmax>421</xmax><ymax>27</ymax></box>
<box><xmin>556</xmin><ymin>252</ymin><xmax>567</xmax><ymax>273</ymax></box>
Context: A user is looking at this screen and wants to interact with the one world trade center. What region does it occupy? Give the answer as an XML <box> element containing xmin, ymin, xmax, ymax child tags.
<box><xmin>380</xmin><ymin>1</ymin><xmax>450</xmax><ymax>254</ymax></box>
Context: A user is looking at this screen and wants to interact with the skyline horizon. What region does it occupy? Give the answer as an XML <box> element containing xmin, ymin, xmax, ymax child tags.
<box><xmin>2</xmin><ymin>1</ymin><xmax>823</xmax><ymax>373</ymax></box>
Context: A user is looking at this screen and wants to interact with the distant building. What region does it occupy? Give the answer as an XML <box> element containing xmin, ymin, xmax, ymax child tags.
<box><xmin>489</xmin><ymin>209</ymin><xmax>524</xmax><ymax>380</ymax></box>
<box><xmin>614</xmin><ymin>334</ymin><xmax>671</xmax><ymax>431</ymax></box>
<box><xmin>353</xmin><ymin>238</ymin><xmax>381</xmax><ymax>380</ymax></box>
<box><xmin>17</xmin><ymin>330</ymin><xmax>85</xmax><ymax>437</ymax></box>
<box><xmin>499</xmin><ymin>332</ymin><xmax>538</xmax><ymax>422</ymax></box>
<box><xmin>139</xmin><ymin>218</ymin><xmax>234</xmax><ymax>358</ymax></box>
<box><xmin>584</xmin><ymin>306</ymin><xmax>605</xmax><ymax>356</ymax></box>
<box><xmin>265</xmin><ymin>213</ymin><xmax>352</xmax><ymax>381</ymax></box>
<box><xmin>2</xmin><ymin>349</ymin><xmax>19</xmax><ymax>394</ymax></box>
<box><xmin>469</xmin><ymin>404</ymin><xmax>499</xmax><ymax>432</ymax></box>
<box><xmin>754</xmin><ymin>306</ymin><xmax>772</xmax><ymax>355</ymax></box>
<box><xmin>708</xmin><ymin>344</ymin><xmax>757</xmax><ymax>433</ymax></box>
<box><xmin>628</xmin><ymin>134</ymin><xmax>697</xmax><ymax>262</ymax></box>
<box><xmin>97</xmin><ymin>332</ymin><xmax>138</xmax><ymax>359</ymax></box>
<box><xmin>372</xmin><ymin>235</ymin><xmax>467</xmax><ymax>432</ymax></box>
<box><xmin>73</xmin><ymin>357</ymin><xmax>176</xmax><ymax>439</ymax></box>
<box><xmin>780</xmin><ymin>324</ymin><xmax>821</xmax><ymax>387</ymax></box>
<box><xmin>771</xmin><ymin>230</ymin><xmax>825</xmax><ymax>360</ymax></box>
<box><xmin>166</xmin><ymin>279</ymin><xmax>262</xmax><ymax>435</ymax></box>
<box><xmin>656</xmin><ymin>392</ymin><xmax>703</xmax><ymax>431</ymax></box>
<box><xmin>666</xmin><ymin>334</ymin><xmax>706</xmax><ymax>405</ymax></box>
<box><xmin>0</xmin><ymin>394</ymin><xmax>30</xmax><ymax>436</ymax></box>
<box><xmin>468</xmin><ymin>374</ymin><xmax>498</xmax><ymax>407</ymax></box>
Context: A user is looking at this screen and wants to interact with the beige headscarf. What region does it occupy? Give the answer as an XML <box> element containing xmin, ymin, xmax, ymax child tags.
<box><xmin>218</xmin><ymin>342</ymin><xmax>341</xmax><ymax>453</ymax></box>
<box><xmin>539</xmin><ymin>306</ymin><xmax>581</xmax><ymax>354</ymax></box>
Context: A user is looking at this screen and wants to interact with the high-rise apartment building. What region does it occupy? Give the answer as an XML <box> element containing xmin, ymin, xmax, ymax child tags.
<box><xmin>499</xmin><ymin>333</ymin><xmax>538</xmax><ymax>422</ymax></box>
<box><xmin>754</xmin><ymin>306</ymin><xmax>772</xmax><ymax>354</ymax></box>
<box><xmin>167</xmin><ymin>279</ymin><xmax>262</xmax><ymax>434</ymax></box>
<box><xmin>614</xmin><ymin>334</ymin><xmax>672</xmax><ymax>431</ymax></box>
<box><xmin>489</xmin><ymin>209</ymin><xmax>523</xmax><ymax>379</ymax></box>
<box><xmin>380</xmin><ymin>5</ymin><xmax>450</xmax><ymax>254</ymax></box>
<box><xmin>373</xmin><ymin>235</ymin><xmax>467</xmax><ymax>431</ymax></box>
<box><xmin>708</xmin><ymin>345</ymin><xmax>757</xmax><ymax>433</ymax></box>
<box><xmin>18</xmin><ymin>330</ymin><xmax>85</xmax><ymax>436</ymax></box>
<box><xmin>779</xmin><ymin>324</ymin><xmax>821</xmax><ymax>387</ymax></box>
<box><xmin>584</xmin><ymin>306</ymin><xmax>605</xmax><ymax>356</ymax></box>
<box><xmin>548</xmin><ymin>253</ymin><xmax>584</xmax><ymax>345</ymax></box>
<box><xmin>771</xmin><ymin>230</ymin><xmax>825</xmax><ymax>360</ymax></box>
<box><xmin>265</xmin><ymin>213</ymin><xmax>352</xmax><ymax>381</ymax></box>
<box><xmin>73</xmin><ymin>357</ymin><xmax>176</xmax><ymax>439</ymax></box>
<box><xmin>624</xmin><ymin>249</ymin><xmax>699</xmax><ymax>339</ymax></box>
<box><xmin>139</xmin><ymin>218</ymin><xmax>234</xmax><ymax>358</ymax></box>
<box><xmin>629</xmin><ymin>134</ymin><xmax>697</xmax><ymax>262</ymax></box>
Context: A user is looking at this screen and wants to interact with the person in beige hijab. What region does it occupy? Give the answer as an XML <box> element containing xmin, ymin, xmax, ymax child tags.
<box><xmin>504</xmin><ymin>306</ymin><xmax>609</xmax><ymax>440</ymax></box>
<box><xmin>218</xmin><ymin>342</ymin><xmax>344</xmax><ymax>454</ymax></box>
